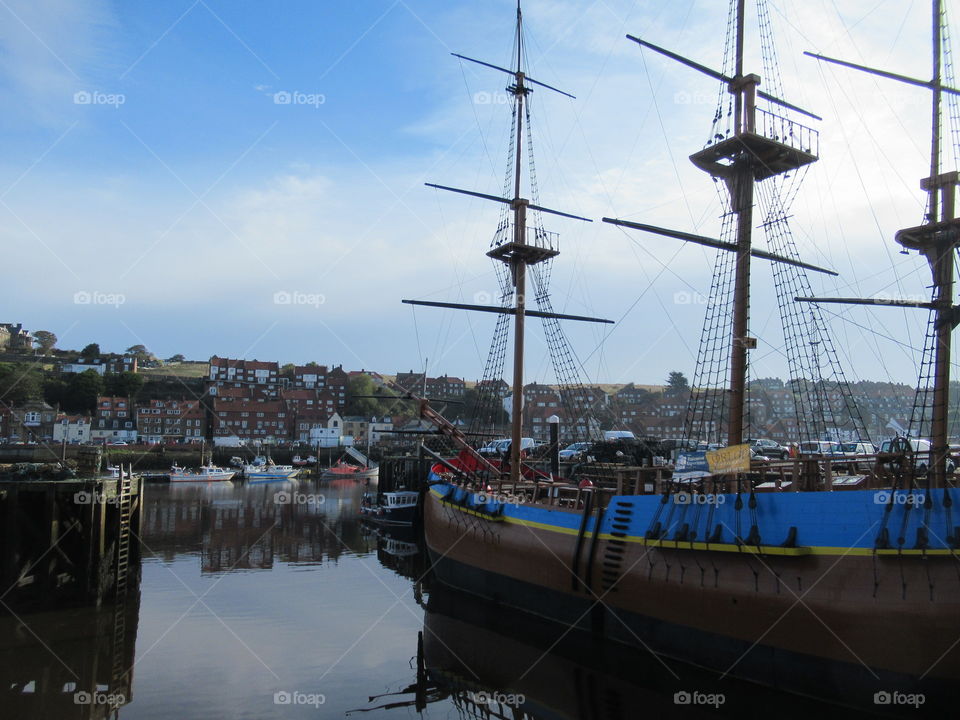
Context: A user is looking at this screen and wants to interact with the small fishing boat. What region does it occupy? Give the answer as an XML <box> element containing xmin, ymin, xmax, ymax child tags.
<box><xmin>168</xmin><ymin>464</ymin><xmax>235</xmax><ymax>482</ymax></box>
<box><xmin>359</xmin><ymin>490</ymin><xmax>418</xmax><ymax>525</ymax></box>
<box><xmin>321</xmin><ymin>446</ymin><xmax>379</xmax><ymax>481</ymax></box>
<box><xmin>291</xmin><ymin>455</ymin><xmax>316</xmax><ymax>467</ymax></box>
<box><xmin>242</xmin><ymin>455</ymin><xmax>299</xmax><ymax>482</ymax></box>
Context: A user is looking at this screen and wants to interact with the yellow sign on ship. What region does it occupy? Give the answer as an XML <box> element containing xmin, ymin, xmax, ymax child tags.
<box><xmin>706</xmin><ymin>443</ymin><xmax>751</xmax><ymax>474</ymax></box>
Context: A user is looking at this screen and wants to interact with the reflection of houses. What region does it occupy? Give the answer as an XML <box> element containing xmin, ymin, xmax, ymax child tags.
<box><xmin>140</xmin><ymin>485</ymin><xmax>369</xmax><ymax>574</ymax></box>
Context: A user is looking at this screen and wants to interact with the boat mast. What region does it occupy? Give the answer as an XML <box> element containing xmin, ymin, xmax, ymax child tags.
<box><xmin>727</xmin><ymin>0</ymin><xmax>755</xmax><ymax>446</ymax></box>
<box><xmin>508</xmin><ymin>0</ymin><xmax>530</xmax><ymax>484</ymax></box>
<box><xmin>408</xmin><ymin>1</ymin><xmax>602</xmax><ymax>483</ymax></box>
<box><xmin>802</xmin><ymin>0</ymin><xmax>960</xmax><ymax>486</ymax></box>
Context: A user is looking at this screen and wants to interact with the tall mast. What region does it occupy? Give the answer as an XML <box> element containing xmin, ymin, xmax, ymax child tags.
<box><xmin>408</xmin><ymin>2</ymin><xmax>601</xmax><ymax>483</ymax></box>
<box><xmin>727</xmin><ymin>0</ymin><xmax>755</xmax><ymax>446</ymax></box>
<box><xmin>508</xmin><ymin>0</ymin><xmax>530</xmax><ymax>484</ymax></box>
<box><xmin>607</xmin><ymin>4</ymin><xmax>820</xmax><ymax>449</ymax></box>
<box><xmin>801</xmin><ymin>0</ymin><xmax>960</xmax><ymax>487</ymax></box>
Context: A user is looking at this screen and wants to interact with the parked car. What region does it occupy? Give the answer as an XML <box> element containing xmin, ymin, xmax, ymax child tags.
<box><xmin>797</xmin><ymin>440</ymin><xmax>845</xmax><ymax>457</ymax></box>
<box><xmin>603</xmin><ymin>430</ymin><xmax>636</xmax><ymax>441</ymax></box>
<box><xmin>748</xmin><ymin>438</ymin><xmax>789</xmax><ymax>460</ymax></box>
<box><xmin>840</xmin><ymin>441</ymin><xmax>876</xmax><ymax>456</ymax></box>
<box><xmin>559</xmin><ymin>442</ymin><xmax>592</xmax><ymax>461</ymax></box>
<box><xmin>479</xmin><ymin>439</ymin><xmax>510</xmax><ymax>456</ymax></box>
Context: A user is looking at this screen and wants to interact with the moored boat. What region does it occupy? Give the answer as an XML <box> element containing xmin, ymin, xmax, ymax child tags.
<box><xmin>168</xmin><ymin>464</ymin><xmax>235</xmax><ymax>482</ymax></box>
<box><xmin>242</xmin><ymin>456</ymin><xmax>299</xmax><ymax>482</ymax></box>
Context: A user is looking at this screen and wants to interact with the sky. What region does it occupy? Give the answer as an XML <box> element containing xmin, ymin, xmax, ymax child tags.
<box><xmin>0</xmin><ymin>0</ymin><xmax>951</xmax><ymax>389</ymax></box>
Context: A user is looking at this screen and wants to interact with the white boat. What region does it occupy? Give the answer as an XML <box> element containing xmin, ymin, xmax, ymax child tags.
<box><xmin>242</xmin><ymin>455</ymin><xmax>299</xmax><ymax>482</ymax></box>
<box><xmin>168</xmin><ymin>464</ymin><xmax>236</xmax><ymax>482</ymax></box>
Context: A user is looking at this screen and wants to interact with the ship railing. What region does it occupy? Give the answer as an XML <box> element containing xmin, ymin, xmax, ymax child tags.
<box><xmin>490</xmin><ymin>224</ymin><xmax>560</xmax><ymax>253</ymax></box>
<box><xmin>754</xmin><ymin>106</ymin><xmax>819</xmax><ymax>157</ymax></box>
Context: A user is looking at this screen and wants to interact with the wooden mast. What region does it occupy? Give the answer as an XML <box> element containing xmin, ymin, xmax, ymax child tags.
<box><xmin>610</xmin><ymin>4</ymin><xmax>819</xmax><ymax>449</ymax></box>
<box><xmin>408</xmin><ymin>1</ymin><xmax>599</xmax><ymax>480</ymax></box>
<box><xmin>801</xmin><ymin>0</ymin><xmax>960</xmax><ymax>485</ymax></box>
<box><xmin>727</xmin><ymin>0</ymin><xmax>756</xmax><ymax>446</ymax></box>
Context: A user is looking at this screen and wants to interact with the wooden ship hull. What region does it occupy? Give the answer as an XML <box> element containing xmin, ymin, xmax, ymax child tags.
<box><xmin>424</xmin><ymin>481</ymin><xmax>960</xmax><ymax>707</ymax></box>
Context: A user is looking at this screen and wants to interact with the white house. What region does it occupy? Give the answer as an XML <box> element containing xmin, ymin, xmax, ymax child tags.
<box><xmin>308</xmin><ymin>412</ymin><xmax>344</xmax><ymax>448</ymax></box>
<box><xmin>53</xmin><ymin>415</ymin><xmax>91</xmax><ymax>444</ymax></box>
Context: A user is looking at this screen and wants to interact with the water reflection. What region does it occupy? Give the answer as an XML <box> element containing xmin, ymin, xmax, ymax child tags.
<box><xmin>141</xmin><ymin>480</ymin><xmax>372</xmax><ymax>571</ymax></box>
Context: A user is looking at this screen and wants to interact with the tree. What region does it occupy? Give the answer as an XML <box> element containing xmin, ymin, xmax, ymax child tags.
<box><xmin>280</xmin><ymin>363</ymin><xmax>296</xmax><ymax>382</ymax></box>
<box><xmin>0</xmin><ymin>363</ymin><xmax>44</xmax><ymax>406</ymax></box>
<box><xmin>345</xmin><ymin>375</ymin><xmax>380</xmax><ymax>417</ymax></box>
<box><xmin>64</xmin><ymin>370</ymin><xmax>104</xmax><ymax>413</ymax></box>
<box><xmin>667</xmin><ymin>371</ymin><xmax>689</xmax><ymax>395</ymax></box>
<box><xmin>33</xmin><ymin>331</ymin><xmax>57</xmax><ymax>355</ymax></box>
<box><xmin>165</xmin><ymin>354</ymin><xmax>186</xmax><ymax>364</ymax></box>
<box><xmin>80</xmin><ymin>343</ymin><xmax>101</xmax><ymax>359</ymax></box>
<box><xmin>107</xmin><ymin>371</ymin><xmax>145</xmax><ymax>399</ymax></box>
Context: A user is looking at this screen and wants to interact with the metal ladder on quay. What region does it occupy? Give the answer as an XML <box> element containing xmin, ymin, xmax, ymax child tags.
<box><xmin>111</xmin><ymin>466</ymin><xmax>133</xmax><ymax>690</ymax></box>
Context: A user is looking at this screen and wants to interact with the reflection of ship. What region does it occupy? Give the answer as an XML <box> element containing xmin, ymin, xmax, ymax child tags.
<box><xmin>412</xmin><ymin>2</ymin><xmax>960</xmax><ymax>711</ymax></box>
<box><xmin>354</xmin><ymin>585</ymin><xmax>879</xmax><ymax>719</ymax></box>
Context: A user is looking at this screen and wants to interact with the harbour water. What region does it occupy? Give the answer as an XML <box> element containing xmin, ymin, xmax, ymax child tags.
<box><xmin>0</xmin><ymin>477</ymin><xmax>916</xmax><ymax>718</ymax></box>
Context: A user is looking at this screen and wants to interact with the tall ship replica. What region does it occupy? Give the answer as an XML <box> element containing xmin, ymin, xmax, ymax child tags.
<box><xmin>404</xmin><ymin>0</ymin><xmax>960</xmax><ymax>709</ymax></box>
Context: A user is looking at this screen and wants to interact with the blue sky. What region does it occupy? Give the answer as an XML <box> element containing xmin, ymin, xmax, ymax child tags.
<box><xmin>0</xmin><ymin>0</ymin><xmax>947</xmax><ymax>388</ymax></box>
